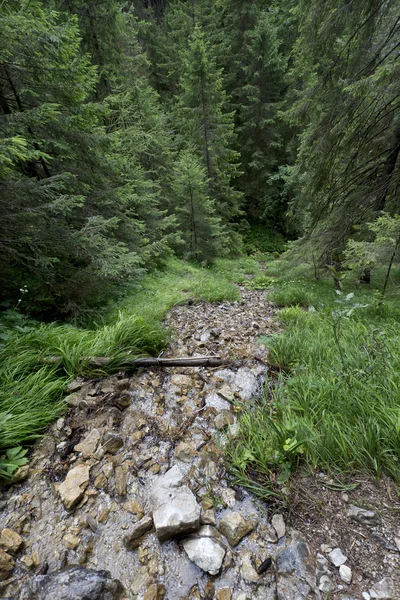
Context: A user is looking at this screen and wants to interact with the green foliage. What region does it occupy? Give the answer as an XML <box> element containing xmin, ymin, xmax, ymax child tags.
<box><xmin>230</xmin><ymin>260</ymin><xmax>400</xmax><ymax>498</ymax></box>
<box><xmin>0</xmin><ymin>447</ymin><xmax>28</xmax><ymax>479</ymax></box>
<box><xmin>243</xmin><ymin>225</ymin><xmax>287</xmax><ymax>255</ymax></box>
<box><xmin>171</xmin><ymin>149</ymin><xmax>224</xmax><ymax>262</ymax></box>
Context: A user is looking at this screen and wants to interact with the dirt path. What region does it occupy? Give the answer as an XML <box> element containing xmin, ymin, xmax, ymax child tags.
<box><xmin>0</xmin><ymin>286</ymin><xmax>398</xmax><ymax>600</ymax></box>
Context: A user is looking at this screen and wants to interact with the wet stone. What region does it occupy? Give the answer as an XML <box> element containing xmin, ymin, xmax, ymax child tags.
<box><xmin>74</xmin><ymin>429</ymin><xmax>100</xmax><ymax>458</ymax></box>
<box><xmin>18</xmin><ymin>565</ymin><xmax>123</xmax><ymax>600</ymax></box>
<box><xmin>102</xmin><ymin>432</ymin><xmax>124</xmax><ymax>454</ymax></box>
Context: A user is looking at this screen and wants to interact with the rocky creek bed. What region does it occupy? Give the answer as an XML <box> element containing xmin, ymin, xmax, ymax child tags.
<box><xmin>0</xmin><ymin>286</ymin><xmax>399</xmax><ymax>600</ymax></box>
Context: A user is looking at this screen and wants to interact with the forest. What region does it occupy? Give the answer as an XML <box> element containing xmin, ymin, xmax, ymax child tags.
<box><xmin>1</xmin><ymin>0</ymin><xmax>400</xmax><ymax>491</ymax></box>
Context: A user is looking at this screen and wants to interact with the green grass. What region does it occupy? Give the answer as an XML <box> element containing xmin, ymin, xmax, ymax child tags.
<box><xmin>0</xmin><ymin>257</ymin><xmax>258</xmax><ymax>476</ymax></box>
<box><xmin>229</xmin><ymin>258</ymin><xmax>400</xmax><ymax>499</ymax></box>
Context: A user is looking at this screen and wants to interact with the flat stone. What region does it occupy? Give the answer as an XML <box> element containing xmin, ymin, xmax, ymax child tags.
<box><xmin>276</xmin><ymin>532</ymin><xmax>318</xmax><ymax>600</ymax></box>
<box><xmin>94</xmin><ymin>473</ymin><xmax>107</xmax><ymax>489</ymax></box>
<box><xmin>62</xmin><ymin>533</ymin><xmax>80</xmax><ymax>550</ymax></box>
<box><xmin>123</xmin><ymin>500</ymin><xmax>144</xmax><ymax>518</ymax></box>
<box><xmin>234</xmin><ymin>367</ymin><xmax>259</xmax><ymax>399</ymax></box>
<box><xmin>18</xmin><ymin>565</ymin><xmax>123</xmax><ymax>599</ymax></box>
<box><xmin>58</xmin><ymin>464</ymin><xmax>91</xmax><ymax>510</ymax></box>
<box><xmin>369</xmin><ymin>578</ymin><xmax>395</xmax><ymax>599</ymax></box>
<box><xmin>214</xmin><ymin>412</ymin><xmax>235</xmax><ymax>429</ymax></box>
<box><xmin>0</xmin><ymin>528</ymin><xmax>23</xmax><ymax>554</ymax></box>
<box><xmin>240</xmin><ymin>552</ymin><xmax>259</xmax><ymax>583</ymax></box>
<box><xmin>272</xmin><ymin>514</ymin><xmax>286</xmax><ymax>539</ymax></box>
<box><xmin>205</xmin><ymin>392</ymin><xmax>230</xmax><ymax>411</ymax></box>
<box><xmin>152</xmin><ymin>487</ymin><xmax>201</xmax><ymax>541</ymax></box>
<box><xmin>218</xmin><ymin>512</ymin><xmax>255</xmax><ymax>546</ymax></box>
<box><xmin>201</xmin><ymin>509</ymin><xmax>216</xmax><ymax>526</ymax></box>
<box><xmin>0</xmin><ymin>548</ymin><xmax>15</xmax><ymax>580</ymax></box>
<box><xmin>74</xmin><ymin>429</ymin><xmax>100</xmax><ymax>458</ymax></box>
<box><xmin>124</xmin><ymin>517</ymin><xmax>153</xmax><ymax>549</ymax></box>
<box><xmin>339</xmin><ymin>564</ymin><xmax>352</xmax><ymax>584</ymax></box>
<box><xmin>347</xmin><ymin>504</ymin><xmax>378</xmax><ymax>525</ymax></box>
<box><xmin>144</xmin><ymin>583</ymin><xmax>166</xmax><ymax>600</ymax></box>
<box><xmin>183</xmin><ymin>527</ymin><xmax>226</xmax><ymax>575</ymax></box>
<box><xmin>174</xmin><ymin>442</ymin><xmax>196</xmax><ymax>462</ymax></box>
<box><xmin>115</xmin><ymin>465</ymin><xmax>127</xmax><ymax>495</ymax></box>
<box><xmin>216</xmin><ymin>589</ymin><xmax>232</xmax><ymax>600</ymax></box>
<box><xmin>102</xmin><ymin>432</ymin><xmax>124</xmax><ymax>454</ymax></box>
<box><xmin>319</xmin><ymin>575</ymin><xmax>333</xmax><ymax>593</ymax></box>
<box><xmin>328</xmin><ymin>547</ymin><xmax>348</xmax><ymax>567</ymax></box>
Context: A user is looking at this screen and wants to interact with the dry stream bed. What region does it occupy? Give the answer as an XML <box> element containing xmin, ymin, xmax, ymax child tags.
<box><xmin>0</xmin><ymin>286</ymin><xmax>399</xmax><ymax>599</ymax></box>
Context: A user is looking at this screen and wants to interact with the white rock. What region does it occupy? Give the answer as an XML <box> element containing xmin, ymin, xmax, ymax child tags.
<box><xmin>58</xmin><ymin>464</ymin><xmax>90</xmax><ymax>510</ymax></box>
<box><xmin>205</xmin><ymin>393</ymin><xmax>230</xmax><ymax>411</ymax></box>
<box><xmin>234</xmin><ymin>368</ymin><xmax>259</xmax><ymax>399</ymax></box>
<box><xmin>369</xmin><ymin>577</ymin><xmax>395</xmax><ymax>599</ymax></box>
<box><xmin>362</xmin><ymin>593</ymin><xmax>371</xmax><ymax>600</ymax></box>
<box><xmin>271</xmin><ymin>514</ymin><xmax>286</xmax><ymax>539</ymax></box>
<box><xmin>151</xmin><ymin>475</ymin><xmax>201</xmax><ymax>541</ymax></box>
<box><xmin>183</xmin><ymin>527</ymin><xmax>225</xmax><ymax>575</ymax></box>
<box><xmin>328</xmin><ymin>547</ymin><xmax>348</xmax><ymax>567</ymax></box>
<box><xmin>339</xmin><ymin>564</ymin><xmax>352</xmax><ymax>584</ymax></box>
<box><xmin>319</xmin><ymin>575</ymin><xmax>333</xmax><ymax>593</ymax></box>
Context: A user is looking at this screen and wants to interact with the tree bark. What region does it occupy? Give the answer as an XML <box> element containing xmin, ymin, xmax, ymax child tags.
<box><xmin>376</xmin><ymin>120</ymin><xmax>400</xmax><ymax>211</ymax></box>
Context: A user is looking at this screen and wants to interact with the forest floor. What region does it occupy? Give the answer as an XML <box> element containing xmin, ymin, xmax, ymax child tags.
<box><xmin>0</xmin><ymin>271</ymin><xmax>399</xmax><ymax>600</ymax></box>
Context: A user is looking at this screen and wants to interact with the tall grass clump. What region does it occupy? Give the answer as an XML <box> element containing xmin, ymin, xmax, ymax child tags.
<box><xmin>229</xmin><ymin>259</ymin><xmax>400</xmax><ymax>498</ymax></box>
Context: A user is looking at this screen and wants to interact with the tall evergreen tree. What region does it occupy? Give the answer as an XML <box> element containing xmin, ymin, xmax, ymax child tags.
<box><xmin>219</xmin><ymin>2</ymin><xmax>288</xmax><ymax>225</ymax></box>
<box><xmin>286</xmin><ymin>0</ymin><xmax>400</xmax><ymax>259</ymax></box>
<box><xmin>172</xmin><ymin>149</ymin><xmax>224</xmax><ymax>262</ymax></box>
<box><xmin>175</xmin><ymin>25</ymin><xmax>243</xmax><ymax>249</ymax></box>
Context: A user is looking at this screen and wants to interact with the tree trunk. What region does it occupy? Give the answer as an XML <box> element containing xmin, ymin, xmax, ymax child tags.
<box><xmin>376</xmin><ymin>120</ymin><xmax>400</xmax><ymax>211</ymax></box>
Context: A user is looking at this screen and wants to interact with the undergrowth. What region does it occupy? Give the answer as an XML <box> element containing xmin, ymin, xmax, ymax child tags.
<box><xmin>0</xmin><ymin>257</ymin><xmax>257</xmax><ymax>478</ymax></box>
<box><xmin>229</xmin><ymin>258</ymin><xmax>400</xmax><ymax>500</ymax></box>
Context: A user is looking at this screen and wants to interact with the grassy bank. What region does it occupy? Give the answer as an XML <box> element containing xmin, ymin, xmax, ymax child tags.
<box><xmin>0</xmin><ymin>257</ymin><xmax>261</xmax><ymax>477</ymax></box>
<box><xmin>229</xmin><ymin>259</ymin><xmax>400</xmax><ymax>499</ymax></box>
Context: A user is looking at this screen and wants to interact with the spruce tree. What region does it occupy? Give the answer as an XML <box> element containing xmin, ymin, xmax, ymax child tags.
<box><xmin>171</xmin><ymin>149</ymin><xmax>224</xmax><ymax>262</ymax></box>
<box><xmin>175</xmin><ymin>26</ymin><xmax>243</xmax><ymax>249</ymax></box>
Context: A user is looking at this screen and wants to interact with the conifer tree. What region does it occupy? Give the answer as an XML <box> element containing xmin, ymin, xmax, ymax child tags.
<box><xmin>175</xmin><ymin>26</ymin><xmax>243</xmax><ymax>249</ymax></box>
<box><xmin>171</xmin><ymin>149</ymin><xmax>224</xmax><ymax>262</ymax></box>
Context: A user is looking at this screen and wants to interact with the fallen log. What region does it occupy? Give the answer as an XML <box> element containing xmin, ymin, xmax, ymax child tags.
<box><xmin>88</xmin><ymin>356</ymin><xmax>228</xmax><ymax>368</ymax></box>
<box><xmin>43</xmin><ymin>355</ymin><xmax>229</xmax><ymax>369</ymax></box>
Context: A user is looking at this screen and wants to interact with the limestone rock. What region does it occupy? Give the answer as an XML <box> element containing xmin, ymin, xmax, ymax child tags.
<box><xmin>216</xmin><ymin>589</ymin><xmax>232</xmax><ymax>600</ymax></box>
<box><xmin>144</xmin><ymin>583</ymin><xmax>165</xmax><ymax>600</ymax></box>
<box><xmin>0</xmin><ymin>548</ymin><xmax>15</xmax><ymax>580</ymax></box>
<box><xmin>18</xmin><ymin>566</ymin><xmax>123</xmax><ymax>599</ymax></box>
<box><xmin>123</xmin><ymin>517</ymin><xmax>153</xmax><ymax>549</ymax></box>
<box><xmin>347</xmin><ymin>504</ymin><xmax>378</xmax><ymax>526</ymax></box>
<box><xmin>234</xmin><ymin>367</ymin><xmax>260</xmax><ymax>399</ymax></box>
<box><xmin>319</xmin><ymin>575</ymin><xmax>333</xmax><ymax>593</ymax></box>
<box><xmin>182</xmin><ymin>526</ymin><xmax>226</xmax><ymax>576</ymax></box>
<box><xmin>152</xmin><ymin>487</ymin><xmax>200</xmax><ymax>541</ymax></box>
<box><xmin>328</xmin><ymin>547</ymin><xmax>347</xmax><ymax>567</ymax></box>
<box><xmin>174</xmin><ymin>442</ymin><xmax>196</xmax><ymax>462</ymax></box>
<box><xmin>74</xmin><ymin>429</ymin><xmax>100</xmax><ymax>458</ymax></box>
<box><xmin>201</xmin><ymin>509</ymin><xmax>216</xmax><ymax>526</ymax></box>
<box><xmin>369</xmin><ymin>578</ymin><xmax>395</xmax><ymax>599</ymax></box>
<box><xmin>221</xmin><ymin>488</ymin><xmax>236</xmax><ymax>508</ymax></box>
<box><xmin>240</xmin><ymin>552</ymin><xmax>259</xmax><ymax>583</ymax></box>
<box><xmin>272</xmin><ymin>514</ymin><xmax>286</xmax><ymax>539</ymax></box>
<box><xmin>339</xmin><ymin>564</ymin><xmax>352</xmax><ymax>584</ymax></box>
<box><xmin>115</xmin><ymin>465</ymin><xmax>127</xmax><ymax>495</ymax></box>
<box><xmin>218</xmin><ymin>512</ymin><xmax>255</xmax><ymax>546</ymax></box>
<box><xmin>0</xmin><ymin>528</ymin><xmax>23</xmax><ymax>554</ymax></box>
<box><xmin>150</xmin><ymin>466</ymin><xmax>200</xmax><ymax>540</ymax></box>
<box><xmin>276</xmin><ymin>531</ymin><xmax>320</xmax><ymax>600</ymax></box>
<box><xmin>58</xmin><ymin>464</ymin><xmax>90</xmax><ymax>510</ymax></box>
<box><xmin>62</xmin><ymin>534</ymin><xmax>80</xmax><ymax>550</ymax></box>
